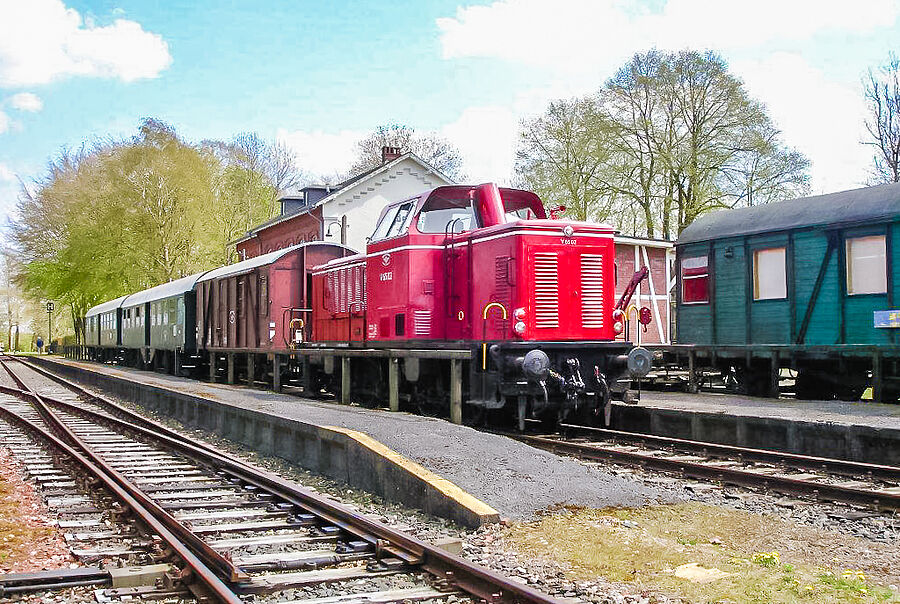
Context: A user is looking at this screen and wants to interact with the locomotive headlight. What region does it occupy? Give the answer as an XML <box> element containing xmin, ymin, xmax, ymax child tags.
<box><xmin>513</xmin><ymin>307</ymin><xmax>526</xmax><ymax>321</ymax></box>
<box><xmin>612</xmin><ymin>309</ymin><xmax>625</xmax><ymax>333</ymax></box>
<box><xmin>613</xmin><ymin>321</ymin><xmax>624</xmax><ymax>334</ymax></box>
<box><xmin>514</xmin><ymin>321</ymin><xmax>526</xmax><ymax>335</ymax></box>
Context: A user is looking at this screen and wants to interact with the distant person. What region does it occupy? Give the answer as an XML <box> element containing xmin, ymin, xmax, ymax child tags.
<box><xmin>36</xmin><ymin>337</ymin><xmax>43</xmax><ymax>353</ymax></box>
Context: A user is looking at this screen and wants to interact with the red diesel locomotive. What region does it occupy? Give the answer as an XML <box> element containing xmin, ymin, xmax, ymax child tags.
<box><xmin>308</xmin><ymin>183</ymin><xmax>650</xmax><ymax>428</ymax></box>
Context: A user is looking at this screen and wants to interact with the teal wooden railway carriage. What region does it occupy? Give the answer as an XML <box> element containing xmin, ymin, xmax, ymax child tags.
<box><xmin>673</xmin><ymin>181</ymin><xmax>900</xmax><ymax>402</ymax></box>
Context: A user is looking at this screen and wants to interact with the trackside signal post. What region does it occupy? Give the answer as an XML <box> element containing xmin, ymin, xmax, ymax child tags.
<box><xmin>46</xmin><ymin>301</ymin><xmax>54</xmax><ymax>353</ymax></box>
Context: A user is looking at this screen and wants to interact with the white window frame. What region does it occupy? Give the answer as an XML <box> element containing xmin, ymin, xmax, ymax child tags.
<box><xmin>681</xmin><ymin>255</ymin><xmax>710</xmax><ymax>305</ymax></box>
<box><xmin>846</xmin><ymin>235</ymin><xmax>887</xmax><ymax>296</ymax></box>
<box><xmin>753</xmin><ymin>247</ymin><xmax>787</xmax><ymax>301</ymax></box>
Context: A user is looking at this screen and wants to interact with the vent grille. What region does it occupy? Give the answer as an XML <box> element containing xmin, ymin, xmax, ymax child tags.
<box><xmin>413</xmin><ymin>310</ymin><xmax>431</xmax><ymax>336</ymax></box>
<box><xmin>533</xmin><ymin>253</ymin><xmax>559</xmax><ymax>328</ymax></box>
<box><xmin>581</xmin><ymin>254</ymin><xmax>604</xmax><ymax>328</ymax></box>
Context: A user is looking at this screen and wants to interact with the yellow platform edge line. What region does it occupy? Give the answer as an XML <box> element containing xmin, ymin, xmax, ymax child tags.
<box><xmin>325</xmin><ymin>425</ymin><xmax>501</xmax><ymax>520</ymax></box>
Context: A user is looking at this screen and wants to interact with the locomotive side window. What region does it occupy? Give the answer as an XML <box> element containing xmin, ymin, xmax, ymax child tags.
<box><xmin>417</xmin><ymin>195</ymin><xmax>480</xmax><ymax>233</ymax></box>
<box><xmin>681</xmin><ymin>256</ymin><xmax>709</xmax><ymax>304</ymax></box>
<box><xmin>846</xmin><ymin>235</ymin><xmax>887</xmax><ymax>295</ymax></box>
<box><xmin>371</xmin><ymin>201</ymin><xmax>416</xmax><ymax>241</ymax></box>
<box><xmin>753</xmin><ymin>247</ymin><xmax>787</xmax><ymax>300</ymax></box>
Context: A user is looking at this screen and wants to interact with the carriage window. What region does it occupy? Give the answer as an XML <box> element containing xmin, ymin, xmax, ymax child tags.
<box><xmin>847</xmin><ymin>235</ymin><xmax>887</xmax><ymax>295</ymax></box>
<box><xmin>417</xmin><ymin>195</ymin><xmax>480</xmax><ymax>234</ymax></box>
<box><xmin>681</xmin><ymin>256</ymin><xmax>709</xmax><ymax>304</ymax></box>
<box><xmin>753</xmin><ymin>247</ymin><xmax>787</xmax><ymax>300</ymax></box>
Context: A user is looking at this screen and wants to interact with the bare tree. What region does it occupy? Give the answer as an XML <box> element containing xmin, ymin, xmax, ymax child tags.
<box><xmin>864</xmin><ymin>54</ymin><xmax>900</xmax><ymax>184</ymax></box>
<box><xmin>348</xmin><ymin>124</ymin><xmax>464</xmax><ymax>181</ymax></box>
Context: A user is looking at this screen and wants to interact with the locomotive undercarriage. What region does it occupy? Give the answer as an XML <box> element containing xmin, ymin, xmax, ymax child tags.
<box><xmin>466</xmin><ymin>341</ymin><xmax>650</xmax><ymax>430</ymax></box>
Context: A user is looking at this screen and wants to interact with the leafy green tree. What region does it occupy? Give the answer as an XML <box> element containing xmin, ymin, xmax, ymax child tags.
<box><xmin>12</xmin><ymin>119</ymin><xmax>298</xmax><ymax>341</ymax></box>
<box><xmin>515</xmin><ymin>98</ymin><xmax>617</xmax><ymax>221</ymax></box>
<box><xmin>516</xmin><ymin>50</ymin><xmax>810</xmax><ymax>238</ymax></box>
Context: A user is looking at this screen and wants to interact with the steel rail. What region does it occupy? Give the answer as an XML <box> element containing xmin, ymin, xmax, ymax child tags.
<box><xmin>9</xmin><ymin>356</ymin><xmax>563</xmax><ymax>604</ymax></box>
<box><xmin>503</xmin><ymin>432</ymin><xmax>900</xmax><ymax>511</ymax></box>
<box><xmin>0</xmin><ymin>395</ymin><xmax>242</xmax><ymax>603</ymax></box>
<box><xmin>0</xmin><ymin>357</ymin><xmax>249</xmax><ymax>596</ymax></box>
<box><xmin>559</xmin><ymin>423</ymin><xmax>900</xmax><ymax>482</ymax></box>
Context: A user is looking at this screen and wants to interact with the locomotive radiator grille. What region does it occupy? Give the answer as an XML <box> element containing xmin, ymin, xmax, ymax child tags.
<box><xmin>413</xmin><ymin>310</ymin><xmax>432</xmax><ymax>336</ymax></box>
<box><xmin>533</xmin><ymin>252</ymin><xmax>559</xmax><ymax>328</ymax></box>
<box><xmin>580</xmin><ymin>254</ymin><xmax>604</xmax><ymax>328</ymax></box>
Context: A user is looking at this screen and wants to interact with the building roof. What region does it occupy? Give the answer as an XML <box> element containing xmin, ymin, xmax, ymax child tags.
<box><xmin>233</xmin><ymin>152</ymin><xmax>454</xmax><ymax>245</ymax></box>
<box><xmin>122</xmin><ymin>272</ymin><xmax>209</xmax><ymax>307</ymax></box>
<box><xmin>678</xmin><ymin>181</ymin><xmax>900</xmax><ymax>245</ymax></box>
<box><xmin>85</xmin><ymin>294</ymin><xmax>130</xmax><ymax>318</ymax></box>
<box><xmin>614</xmin><ymin>235</ymin><xmax>674</xmax><ymax>249</ymax></box>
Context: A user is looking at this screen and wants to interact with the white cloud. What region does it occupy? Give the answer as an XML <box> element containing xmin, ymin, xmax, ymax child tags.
<box><xmin>437</xmin><ymin>1</ymin><xmax>898</xmax><ymax>191</ymax></box>
<box><xmin>438</xmin><ymin>0</ymin><xmax>899</xmax><ymax>72</ymax></box>
<box><xmin>276</xmin><ymin>128</ymin><xmax>363</xmax><ymax>180</ymax></box>
<box><xmin>733</xmin><ymin>53</ymin><xmax>870</xmax><ymax>193</ymax></box>
<box><xmin>8</xmin><ymin>92</ymin><xmax>42</xmax><ymax>112</ymax></box>
<box><xmin>0</xmin><ymin>162</ymin><xmax>14</xmax><ymax>181</ymax></box>
<box><xmin>0</xmin><ymin>0</ymin><xmax>172</xmax><ymax>87</ymax></box>
<box><xmin>442</xmin><ymin>105</ymin><xmax>520</xmax><ymax>184</ymax></box>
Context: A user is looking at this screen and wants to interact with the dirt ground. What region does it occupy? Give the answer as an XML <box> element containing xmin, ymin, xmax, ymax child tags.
<box><xmin>502</xmin><ymin>502</ymin><xmax>900</xmax><ymax>603</ymax></box>
<box><xmin>0</xmin><ymin>447</ymin><xmax>76</xmax><ymax>573</ymax></box>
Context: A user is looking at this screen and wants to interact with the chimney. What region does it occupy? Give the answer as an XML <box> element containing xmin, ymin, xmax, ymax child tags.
<box><xmin>381</xmin><ymin>146</ymin><xmax>402</xmax><ymax>164</ymax></box>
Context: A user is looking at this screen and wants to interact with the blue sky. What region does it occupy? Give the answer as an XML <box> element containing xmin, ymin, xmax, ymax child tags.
<box><xmin>2</xmin><ymin>0</ymin><xmax>900</xmax><ymax>226</ymax></box>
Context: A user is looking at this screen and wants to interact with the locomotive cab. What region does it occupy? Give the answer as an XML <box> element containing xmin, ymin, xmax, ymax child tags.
<box><xmin>363</xmin><ymin>183</ymin><xmax>648</xmax><ymax>427</ymax></box>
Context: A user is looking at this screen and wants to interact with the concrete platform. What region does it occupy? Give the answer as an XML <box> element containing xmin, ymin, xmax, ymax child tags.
<box><xmin>30</xmin><ymin>356</ymin><xmax>664</xmax><ymax>524</ymax></box>
<box><xmin>615</xmin><ymin>391</ymin><xmax>900</xmax><ymax>465</ymax></box>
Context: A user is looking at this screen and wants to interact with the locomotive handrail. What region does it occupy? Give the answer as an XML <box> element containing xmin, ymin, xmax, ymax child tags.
<box><xmin>625</xmin><ymin>304</ymin><xmax>640</xmax><ymax>345</ymax></box>
<box><xmin>482</xmin><ymin>302</ymin><xmax>508</xmax><ymax>320</ymax></box>
<box><xmin>443</xmin><ymin>217</ymin><xmax>467</xmax><ymax>325</ymax></box>
<box><xmin>481</xmin><ymin>302</ymin><xmax>508</xmax><ymax>370</ymax></box>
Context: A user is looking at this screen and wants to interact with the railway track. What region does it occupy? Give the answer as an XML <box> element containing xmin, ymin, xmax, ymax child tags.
<box><xmin>0</xmin><ymin>355</ymin><xmax>561</xmax><ymax>604</ymax></box>
<box><xmin>504</xmin><ymin>424</ymin><xmax>900</xmax><ymax>512</ymax></box>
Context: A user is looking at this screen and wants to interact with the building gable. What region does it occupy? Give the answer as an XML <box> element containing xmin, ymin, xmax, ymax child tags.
<box><xmin>236</xmin><ymin>153</ymin><xmax>452</xmax><ymax>259</ymax></box>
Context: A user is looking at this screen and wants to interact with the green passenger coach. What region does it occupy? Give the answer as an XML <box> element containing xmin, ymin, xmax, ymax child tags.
<box><xmin>673</xmin><ymin>182</ymin><xmax>900</xmax><ymax>402</ymax></box>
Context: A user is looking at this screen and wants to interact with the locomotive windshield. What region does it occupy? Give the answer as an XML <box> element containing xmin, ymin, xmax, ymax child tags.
<box><xmin>416</xmin><ymin>193</ymin><xmax>480</xmax><ymax>233</ymax></box>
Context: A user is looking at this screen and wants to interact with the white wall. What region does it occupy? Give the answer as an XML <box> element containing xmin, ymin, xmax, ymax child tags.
<box><xmin>320</xmin><ymin>157</ymin><xmax>451</xmax><ymax>253</ymax></box>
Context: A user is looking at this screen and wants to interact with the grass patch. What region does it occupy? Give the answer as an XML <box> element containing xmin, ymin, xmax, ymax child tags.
<box><xmin>504</xmin><ymin>503</ymin><xmax>899</xmax><ymax>603</ymax></box>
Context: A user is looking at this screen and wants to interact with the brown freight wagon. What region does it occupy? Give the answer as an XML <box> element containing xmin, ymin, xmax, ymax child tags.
<box><xmin>195</xmin><ymin>242</ymin><xmax>352</xmax><ymax>354</ymax></box>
